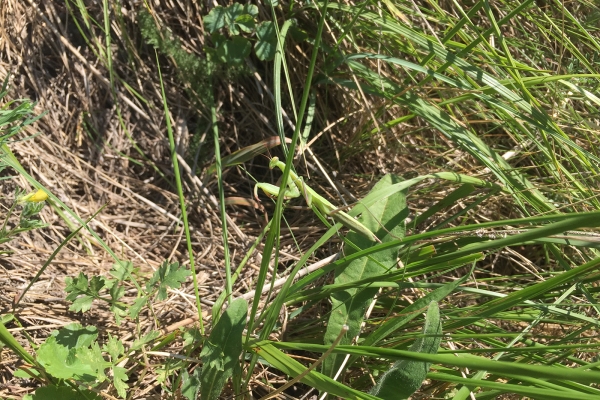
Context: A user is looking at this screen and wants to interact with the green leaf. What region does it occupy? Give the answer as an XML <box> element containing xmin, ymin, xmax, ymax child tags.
<box><xmin>253</xmin><ymin>340</ymin><xmax>379</xmax><ymax>399</ymax></box>
<box><xmin>65</xmin><ymin>273</ymin><xmax>107</xmax><ymax>312</ymax></box>
<box><xmin>146</xmin><ymin>261</ymin><xmax>191</xmax><ymax>300</ymax></box>
<box><xmin>110</xmin><ymin>260</ymin><xmax>134</xmax><ymax>281</ymax></box>
<box><xmin>53</xmin><ymin>323</ymin><xmax>98</xmax><ymax>348</ymax></box>
<box><xmin>216</xmin><ymin>36</ymin><xmax>251</xmax><ymax>66</ymax></box>
<box><xmin>130</xmin><ymin>330</ymin><xmax>161</xmax><ymax>351</ymax></box>
<box><xmin>204</xmin><ymin>6</ymin><xmax>228</xmax><ymax>34</ymax></box>
<box><xmin>128</xmin><ymin>297</ymin><xmax>147</xmax><ymax>319</ymax></box>
<box><xmin>255</xmin><ymin>21</ymin><xmax>277</xmax><ymax>61</ymax></box>
<box><xmin>70</xmin><ymin>295</ymin><xmax>94</xmax><ymax>313</ymax></box>
<box><xmin>200</xmin><ymin>298</ymin><xmax>247</xmax><ymax>400</ymax></box>
<box><xmin>181</xmin><ymin>368</ymin><xmax>202</xmax><ymax>400</ymax></box>
<box><xmin>371</xmin><ymin>301</ymin><xmax>442</xmax><ymax>399</ymax></box>
<box><xmin>227</xmin><ymin>3</ymin><xmax>258</xmax><ymax>35</ymax></box>
<box><xmin>37</xmin><ymin>336</ymin><xmax>109</xmax><ymax>381</ymax></box>
<box><xmin>235</xmin><ymin>14</ymin><xmax>255</xmax><ymax>33</ymax></box>
<box><xmin>112</xmin><ymin>366</ymin><xmax>129</xmax><ymax>398</ymax></box>
<box><xmin>104</xmin><ymin>334</ymin><xmax>125</xmax><ymax>361</ymax></box>
<box><xmin>31</xmin><ymin>385</ymin><xmax>102</xmax><ymax>400</ymax></box>
<box><xmin>323</xmin><ymin>174</ymin><xmax>407</xmax><ymax>377</ymax></box>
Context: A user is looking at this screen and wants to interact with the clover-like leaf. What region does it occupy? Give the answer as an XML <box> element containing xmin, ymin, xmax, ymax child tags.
<box><xmin>204</xmin><ymin>6</ymin><xmax>228</xmax><ymax>33</ymax></box>
<box><xmin>235</xmin><ymin>14</ymin><xmax>255</xmax><ymax>33</ymax></box>
<box><xmin>217</xmin><ymin>36</ymin><xmax>251</xmax><ymax>66</ymax></box>
<box><xmin>255</xmin><ymin>21</ymin><xmax>277</xmax><ymax>61</ymax></box>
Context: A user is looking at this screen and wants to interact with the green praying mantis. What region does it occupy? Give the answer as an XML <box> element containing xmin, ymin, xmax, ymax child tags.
<box><xmin>254</xmin><ymin>157</ymin><xmax>381</xmax><ymax>243</ymax></box>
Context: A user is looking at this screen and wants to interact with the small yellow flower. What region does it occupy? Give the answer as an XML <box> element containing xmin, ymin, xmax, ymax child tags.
<box><xmin>18</xmin><ymin>189</ymin><xmax>49</xmax><ymax>203</ymax></box>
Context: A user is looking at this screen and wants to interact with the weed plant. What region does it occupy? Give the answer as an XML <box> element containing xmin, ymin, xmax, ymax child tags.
<box><xmin>1</xmin><ymin>1</ymin><xmax>600</xmax><ymax>399</ymax></box>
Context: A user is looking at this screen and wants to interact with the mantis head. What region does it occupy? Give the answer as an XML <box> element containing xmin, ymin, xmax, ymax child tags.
<box><xmin>269</xmin><ymin>156</ymin><xmax>281</xmax><ymax>169</ymax></box>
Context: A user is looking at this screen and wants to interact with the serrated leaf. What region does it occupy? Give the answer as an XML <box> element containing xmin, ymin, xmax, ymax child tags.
<box><xmin>37</xmin><ymin>337</ymin><xmax>102</xmax><ymax>381</ymax></box>
<box><xmin>217</xmin><ymin>36</ymin><xmax>251</xmax><ymax>66</ymax></box>
<box><xmin>109</xmin><ymin>283</ymin><xmax>125</xmax><ymax>301</ymax></box>
<box><xmin>112</xmin><ymin>366</ymin><xmax>129</xmax><ymax>398</ymax></box>
<box><xmin>111</xmin><ymin>303</ymin><xmax>127</xmax><ymax>325</ymax></box>
<box><xmin>110</xmin><ymin>260</ymin><xmax>134</xmax><ymax>281</ymax></box>
<box><xmin>31</xmin><ymin>385</ymin><xmax>102</xmax><ymax>400</ymax></box>
<box><xmin>204</xmin><ymin>6</ymin><xmax>227</xmax><ymax>33</ymax></box>
<box><xmin>200</xmin><ymin>298</ymin><xmax>247</xmax><ymax>400</ymax></box>
<box><xmin>77</xmin><ymin>342</ymin><xmax>110</xmax><ymax>382</ymax></box>
<box><xmin>69</xmin><ymin>295</ymin><xmax>94</xmax><ymax>313</ymax></box>
<box><xmin>147</xmin><ymin>261</ymin><xmax>191</xmax><ymax>300</ymax></box>
<box><xmin>254</xmin><ymin>21</ymin><xmax>277</xmax><ymax>61</ymax></box>
<box><xmin>104</xmin><ymin>334</ymin><xmax>125</xmax><ymax>361</ymax></box>
<box><xmin>371</xmin><ymin>301</ymin><xmax>442</xmax><ymax>399</ymax></box>
<box><xmin>323</xmin><ymin>174</ymin><xmax>407</xmax><ymax>377</ymax></box>
<box><xmin>88</xmin><ymin>275</ymin><xmax>107</xmax><ymax>295</ymax></box>
<box><xmin>64</xmin><ymin>273</ymin><xmax>89</xmax><ymax>298</ymax></box>
<box><xmin>128</xmin><ymin>297</ymin><xmax>147</xmax><ymax>319</ymax></box>
<box><xmin>130</xmin><ymin>330</ymin><xmax>160</xmax><ymax>351</ymax></box>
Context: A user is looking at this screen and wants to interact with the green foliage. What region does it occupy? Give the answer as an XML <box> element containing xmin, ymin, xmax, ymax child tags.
<box><xmin>323</xmin><ymin>173</ymin><xmax>407</xmax><ymax>377</ymax></box>
<box><xmin>138</xmin><ymin>8</ymin><xmax>216</xmax><ymax>104</ymax></box>
<box><xmin>200</xmin><ymin>298</ymin><xmax>247</xmax><ymax>400</ymax></box>
<box><xmin>370</xmin><ymin>301</ymin><xmax>442</xmax><ymax>399</ymax></box>
<box><xmin>255</xmin><ymin>21</ymin><xmax>278</xmax><ymax>62</ymax></box>
<box><xmin>64</xmin><ymin>259</ymin><xmax>190</xmax><ymax>327</ymax></box>
<box><xmin>146</xmin><ymin>261</ymin><xmax>192</xmax><ymax>300</ymax></box>
<box><xmin>203</xmin><ymin>3</ymin><xmax>279</xmax><ymax>62</ymax></box>
<box><xmin>26</xmin><ymin>385</ymin><xmax>102</xmax><ymax>400</ymax></box>
<box><xmin>0</xmin><ymin>188</ymin><xmax>48</xmax><ymax>246</ymax></box>
<box><xmin>28</xmin><ymin>323</ymin><xmax>128</xmax><ymax>398</ymax></box>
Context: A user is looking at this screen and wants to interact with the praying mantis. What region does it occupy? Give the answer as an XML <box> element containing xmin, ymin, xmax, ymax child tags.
<box><xmin>254</xmin><ymin>157</ymin><xmax>381</xmax><ymax>243</ymax></box>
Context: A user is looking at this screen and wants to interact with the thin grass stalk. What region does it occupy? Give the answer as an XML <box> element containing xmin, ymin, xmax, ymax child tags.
<box><xmin>156</xmin><ymin>54</ymin><xmax>204</xmax><ymax>334</ymax></box>
<box><xmin>244</xmin><ymin>0</ymin><xmax>332</xmax><ymax>384</ymax></box>
<box><xmin>211</xmin><ymin>97</ymin><xmax>233</xmax><ymax>310</ymax></box>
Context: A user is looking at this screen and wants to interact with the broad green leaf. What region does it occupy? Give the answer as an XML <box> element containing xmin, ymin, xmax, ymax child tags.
<box><xmin>52</xmin><ymin>323</ymin><xmax>98</xmax><ymax>348</ymax></box>
<box><xmin>371</xmin><ymin>301</ymin><xmax>442</xmax><ymax>399</ymax></box>
<box><xmin>37</xmin><ymin>336</ymin><xmax>109</xmax><ymax>381</ymax></box>
<box><xmin>323</xmin><ymin>174</ymin><xmax>407</xmax><ymax>377</ymax></box>
<box><xmin>203</xmin><ymin>6</ymin><xmax>227</xmax><ymax>34</ymax></box>
<box><xmin>255</xmin><ymin>21</ymin><xmax>277</xmax><ymax>61</ymax></box>
<box><xmin>217</xmin><ymin>36</ymin><xmax>251</xmax><ymax>66</ymax></box>
<box><xmin>181</xmin><ymin>368</ymin><xmax>202</xmax><ymax>400</ymax></box>
<box><xmin>200</xmin><ymin>298</ymin><xmax>247</xmax><ymax>400</ymax></box>
<box><xmin>31</xmin><ymin>385</ymin><xmax>102</xmax><ymax>400</ymax></box>
<box><xmin>70</xmin><ymin>295</ymin><xmax>94</xmax><ymax>313</ymax></box>
<box><xmin>104</xmin><ymin>334</ymin><xmax>125</xmax><ymax>361</ymax></box>
<box><xmin>234</xmin><ymin>14</ymin><xmax>255</xmax><ymax>33</ymax></box>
